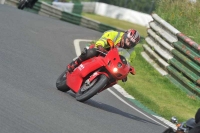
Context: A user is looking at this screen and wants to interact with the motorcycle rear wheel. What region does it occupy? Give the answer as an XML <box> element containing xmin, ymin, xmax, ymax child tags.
<box><xmin>76</xmin><ymin>74</ymin><xmax>108</xmax><ymax>102</ymax></box>
<box><xmin>56</xmin><ymin>70</ymin><xmax>70</xmax><ymax>92</ymax></box>
<box><xmin>18</xmin><ymin>0</ymin><xmax>27</xmax><ymax>9</ymax></box>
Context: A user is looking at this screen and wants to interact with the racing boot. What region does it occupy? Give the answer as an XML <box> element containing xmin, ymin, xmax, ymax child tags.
<box><xmin>67</xmin><ymin>60</ymin><xmax>79</xmax><ymax>73</ymax></box>
<box><xmin>67</xmin><ymin>58</ymin><xmax>81</xmax><ymax>73</ymax></box>
<box><xmin>67</xmin><ymin>49</ymin><xmax>87</xmax><ymax>73</ymax></box>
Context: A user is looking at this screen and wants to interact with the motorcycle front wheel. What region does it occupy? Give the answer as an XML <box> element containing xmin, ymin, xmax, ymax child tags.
<box><xmin>56</xmin><ymin>70</ymin><xmax>70</xmax><ymax>92</ymax></box>
<box><xmin>76</xmin><ymin>74</ymin><xmax>108</xmax><ymax>102</ymax></box>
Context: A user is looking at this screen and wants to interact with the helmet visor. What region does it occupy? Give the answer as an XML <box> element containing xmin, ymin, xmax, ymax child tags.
<box><xmin>123</xmin><ymin>36</ymin><xmax>136</xmax><ymax>49</ymax></box>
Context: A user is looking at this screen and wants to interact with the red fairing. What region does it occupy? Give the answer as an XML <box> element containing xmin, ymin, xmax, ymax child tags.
<box><xmin>67</xmin><ymin>56</ymin><xmax>105</xmax><ymax>93</ymax></box>
<box><xmin>104</xmin><ymin>48</ymin><xmax>130</xmax><ymax>79</ymax></box>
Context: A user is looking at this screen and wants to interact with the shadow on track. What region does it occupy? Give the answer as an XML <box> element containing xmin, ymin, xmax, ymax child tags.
<box><xmin>66</xmin><ymin>91</ymin><xmax>161</xmax><ymax>127</ymax></box>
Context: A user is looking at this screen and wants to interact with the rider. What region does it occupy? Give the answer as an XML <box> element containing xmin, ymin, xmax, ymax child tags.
<box><xmin>67</xmin><ymin>29</ymin><xmax>140</xmax><ymax>78</ymax></box>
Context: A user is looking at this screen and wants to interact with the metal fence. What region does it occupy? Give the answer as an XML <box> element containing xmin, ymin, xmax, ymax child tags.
<box><xmin>142</xmin><ymin>14</ymin><xmax>200</xmax><ymax>98</ymax></box>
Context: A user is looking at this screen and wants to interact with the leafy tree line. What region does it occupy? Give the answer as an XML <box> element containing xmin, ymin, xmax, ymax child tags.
<box><xmin>72</xmin><ymin>0</ymin><xmax>158</xmax><ymax>14</ymax></box>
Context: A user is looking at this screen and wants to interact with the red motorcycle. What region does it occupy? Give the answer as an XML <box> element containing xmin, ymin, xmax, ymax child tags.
<box><xmin>56</xmin><ymin>39</ymin><xmax>135</xmax><ymax>102</ymax></box>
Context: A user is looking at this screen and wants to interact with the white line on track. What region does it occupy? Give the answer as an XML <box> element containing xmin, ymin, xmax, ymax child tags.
<box><xmin>107</xmin><ymin>88</ymin><xmax>168</xmax><ymax>128</ymax></box>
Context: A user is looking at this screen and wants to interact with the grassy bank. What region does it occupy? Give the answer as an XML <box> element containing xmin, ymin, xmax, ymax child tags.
<box><xmin>82</xmin><ymin>4</ymin><xmax>200</xmax><ymax>122</ymax></box>
<box><xmin>155</xmin><ymin>0</ymin><xmax>200</xmax><ymax>43</ymax></box>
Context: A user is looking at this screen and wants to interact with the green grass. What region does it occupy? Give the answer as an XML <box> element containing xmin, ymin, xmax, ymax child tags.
<box><xmin>82</xmin><ymin>11</ymin><xmax>200</xmax><ymax>122</ymax></box>
<box><xmin>82</xmin><ymin>13</ymin><xmax>147</xmax><ymax>37</ymax></box>
<box><xmin>155</xmin><ymin>0</ymin><xmax>200</xmax><ymax>43</ymax></box>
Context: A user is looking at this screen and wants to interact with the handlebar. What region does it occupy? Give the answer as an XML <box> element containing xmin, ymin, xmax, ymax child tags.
<box><xmin>96</xmin><ymin>49</ymin><xmax>107</xmax><ymax>56</ymax></box>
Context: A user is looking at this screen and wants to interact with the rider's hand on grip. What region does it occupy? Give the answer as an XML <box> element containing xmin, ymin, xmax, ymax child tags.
<box><xmin>130</xmin><ymin>66</ymin><xmax>136</xmax><ymax>75</ymax></box>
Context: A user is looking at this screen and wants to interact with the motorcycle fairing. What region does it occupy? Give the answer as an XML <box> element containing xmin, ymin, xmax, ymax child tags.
<box><xmin>104</xmin><ymin>49</ymin><xmax>130</xmax><ymax>79</ymax></box>
<box><xmin>67</xmin><ymin>56</ymin><xmax>106</xmax><ymax>93</ymax></box>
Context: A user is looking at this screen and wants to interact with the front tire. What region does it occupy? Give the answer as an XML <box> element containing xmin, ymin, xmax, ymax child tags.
<box><xmin>76</xmin><ymin>74</ymin><xmax>108</xmax><ymax>102</ymax></box>
<box><xmin>56</xmin><ymin>70</ymin><xmax>70</xmax><ymax>92</ymax></box>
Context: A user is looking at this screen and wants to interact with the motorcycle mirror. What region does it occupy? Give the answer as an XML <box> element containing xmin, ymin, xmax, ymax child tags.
<box><xmin>107</xmin><ymin>39</ymin><xmax>114</xmax><ymax>48</ymax></box>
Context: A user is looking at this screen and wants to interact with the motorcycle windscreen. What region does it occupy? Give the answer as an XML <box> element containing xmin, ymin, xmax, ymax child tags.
<box><xmin>117</xmin><ymin>48</ymin><xmax>131</xmax><ymax>63</ymax></box>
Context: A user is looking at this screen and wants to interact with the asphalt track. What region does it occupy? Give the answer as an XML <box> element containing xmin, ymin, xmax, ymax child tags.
<box><xmin>0</xmin><ymin>4</ymin><xmax>168</xmax><ymax>133</ymax></box>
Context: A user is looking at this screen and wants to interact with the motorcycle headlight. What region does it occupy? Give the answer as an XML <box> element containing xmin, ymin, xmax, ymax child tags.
<box><xmin>113</xmin><ymin>67</ymin><xmax>118</xmax><ymax>73</ymax></box>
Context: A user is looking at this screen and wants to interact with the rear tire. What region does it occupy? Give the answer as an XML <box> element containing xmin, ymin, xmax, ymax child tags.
<box><xmin>56</xmin><ymin>70</ymin><xmax>70</xmax><ymax>92</ymax></box>
<box><xmin>76</xmin><ymin>74</ymin><xmax>108</xmax><ymax>102</ymax></box>
<box><xmin>18</xmin><ymin>0</ymin><xmax>27</xmax><ymax>9</ymax></box>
